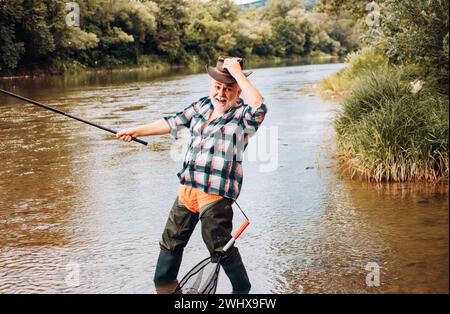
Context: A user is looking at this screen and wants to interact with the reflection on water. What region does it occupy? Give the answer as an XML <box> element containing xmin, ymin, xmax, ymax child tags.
<box><xmin>275</xmin><ymin>181</ymin><xmax>448</xmax><ymax>293</ymax></box>
<box><xmin>0</xmin><ymin>62</ymin><xmax>448</xmax><ymax>293</ymax></box>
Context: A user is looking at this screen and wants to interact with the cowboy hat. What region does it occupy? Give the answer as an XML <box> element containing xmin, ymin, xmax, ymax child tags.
<box><xmin>206</xmin><ymin>56</ymin><xmax>253</xmax><ymax>84</ymax></box>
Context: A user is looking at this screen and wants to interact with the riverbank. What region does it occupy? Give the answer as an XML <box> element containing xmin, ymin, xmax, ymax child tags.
<box><xmin>0</xmin><ymin>53</ymin><xmax>340</xmax><ymax>80</ymax></box>
<box><xmin>0</xmin><ymin>57</ymin><xmax>175</xmax><ymax>80</ymax></box>
<box><xmin>319</xmin><ymin>48</ymin><xmax>449</xmax><ymax>183</ymax></box>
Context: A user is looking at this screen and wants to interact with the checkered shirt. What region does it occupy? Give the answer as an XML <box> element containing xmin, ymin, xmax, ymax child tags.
<box><xmin>163</xmin><ymin>96</ymin><xmax>267</xmax><ymax>200</ymax></box>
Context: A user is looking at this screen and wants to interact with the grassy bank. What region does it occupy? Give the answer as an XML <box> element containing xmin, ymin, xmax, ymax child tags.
<box><xmin>319</xmin><ymin>47</ymin><xmax>388</xmax><ymax>100</ymax></box>
<box><xmin>321</xmin><ymin>49</ymin><xmax>449</xmax><ymax>182</ymax></box>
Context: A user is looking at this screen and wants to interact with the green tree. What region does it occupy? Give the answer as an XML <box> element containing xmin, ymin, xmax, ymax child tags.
<box><xmin>0</xmin><ymin>0</ymin><xmax>360</xmax><ymax>74</ymax></box>
<box><xmin>234</xmin><ymin>9</ymin><xmax>274</xmax><ymax>57</ymax></box>
<box><xmin>0</xmin><ymin>0</ymin><xmax>25</xmax><ymax>70</ymax></box>
<box><xmin>375</xmin><ymin>0</ymin><xmax>449</xmax><ymax>91</ymax></box>
<box><xmin>315</xmin><ymin>0</ymin><xmax>372</xmax><ymax>20</ymax></box>
<box><xmin>263</xmin><ymin>0</ymin><xmax>304</xmax><ymax>18</ymax></box>
<box><xmin>152</xmin><ymin>0</ymin><xmax>188</xmax><ymax>63</ymax></box>
<box><xmin>183</xmin><ymin>0</ymin><xmax>240</xmax><ymax>61</ymax></box>
<box><xmin>19</xmin><ymin>0</ymin><xmax>67</xmax><ymax>63</ymax></box>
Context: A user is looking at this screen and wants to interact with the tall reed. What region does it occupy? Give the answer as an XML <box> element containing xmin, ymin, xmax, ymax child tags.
<box><xmin>335</xmin><ymin>67</ymin><xmax>449</xmax><ymax>182</ymax></box>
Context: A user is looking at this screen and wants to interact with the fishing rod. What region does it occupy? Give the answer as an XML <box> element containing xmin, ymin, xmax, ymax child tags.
<box><xmin>0</xmin><ymin>88</ymin><xmax>148</xmax><ymax>146</ymax></box>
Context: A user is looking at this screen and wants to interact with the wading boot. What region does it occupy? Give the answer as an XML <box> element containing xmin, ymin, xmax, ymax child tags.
<box><xmin>221</xmin><ymin>247</ymin><xmax>251</xmax><ymax>294</ymax></box>
<box><xmin>153</xmin><ymin>248</ymin><xmax>183</xmax><ymax>294</ymax></box>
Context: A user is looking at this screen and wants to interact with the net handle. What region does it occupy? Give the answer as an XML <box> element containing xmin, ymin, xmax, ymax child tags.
<box><xmin>222</xmin><ymin>219</ymin><xmax>250</xmax><ymax>252</ymax></box>
<box><xmin>233</xmin><ymin>219</ymin><xmax>250</xmax><ymax>240</ymax></box>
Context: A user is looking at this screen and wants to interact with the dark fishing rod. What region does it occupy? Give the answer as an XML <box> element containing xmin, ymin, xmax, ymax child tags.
<box><xmin>0</xmin><ymin>88</ymin><xmax>147</xmax><ymax>146</ymax></box>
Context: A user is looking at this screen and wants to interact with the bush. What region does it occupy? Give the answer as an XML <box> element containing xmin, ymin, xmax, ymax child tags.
<box><xmin>372</xmin><ymin>0</ymin><xmax>449</xmax><ymax>92</ymax></box>
<box><xmin>335</xmin><ymin>67</ymin><xmax>449</xmax><ymax>182</ymax></box>
<box><xmin>341</xmin><ymin>47</ymin><xmax>388</xmax><ymax>80</ymax></box>
<box><xmin>320</xmin><ymin>47</ymin><xmax>388</xmax><ymax>99</ymax></box>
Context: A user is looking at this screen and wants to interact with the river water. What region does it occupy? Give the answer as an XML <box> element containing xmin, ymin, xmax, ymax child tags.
<box><xmin>0</xmin><ymin>63</ymin><xmax>448</xmax><ymax>293</ymax></box>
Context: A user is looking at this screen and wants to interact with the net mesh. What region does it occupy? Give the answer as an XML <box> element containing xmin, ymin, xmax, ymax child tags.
<box><xmin>174</xmin><ymin>257</ymin><xmax>221</xmax><ymax>294</ymax></box>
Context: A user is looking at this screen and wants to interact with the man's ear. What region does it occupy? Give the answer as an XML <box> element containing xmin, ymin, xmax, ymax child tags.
<box><xmin>235</xmin><ymin>90</ymin><xmax>242</xmax><ymax>101</ymax></box>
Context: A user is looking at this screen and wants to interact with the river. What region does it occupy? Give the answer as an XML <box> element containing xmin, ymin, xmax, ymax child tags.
<box><xmin>0</xmin><ymin>62</ymin><xmax>448</xmax><ymax>293</ymax></box>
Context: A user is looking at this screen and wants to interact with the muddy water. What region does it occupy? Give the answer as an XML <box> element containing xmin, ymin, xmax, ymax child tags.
<box><xmin>0</xmin><ymin>63</ymin><xmax>448</xmax><ymax>293</ymax></box>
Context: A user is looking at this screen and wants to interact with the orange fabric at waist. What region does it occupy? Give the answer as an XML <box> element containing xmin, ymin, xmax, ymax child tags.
<box><xmin>178</xmin><ymin>184</ymin><xmax>223</xmax><ymax>214</ymax></box>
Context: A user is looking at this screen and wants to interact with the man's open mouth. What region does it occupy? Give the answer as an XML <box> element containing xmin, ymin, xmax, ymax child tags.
<box><xmin>216</xmin><ymin>97</ymin><xmax>227</xmax><ymax>104</ymax></box>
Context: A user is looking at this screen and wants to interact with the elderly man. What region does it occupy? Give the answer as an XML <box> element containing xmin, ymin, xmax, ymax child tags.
<box><xmin>117</xmin><ymin>56</ymin><xmax>267</xmax><ymax>294</ymax></box>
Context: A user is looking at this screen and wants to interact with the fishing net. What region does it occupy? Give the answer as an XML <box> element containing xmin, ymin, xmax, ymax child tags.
<box><xmin>174</xmin><ymin>256</ymin><xmax>221</xmax><ymax>294</ymax></box>
<box><xmin>173</xmin><ymin>202</ymin><xmax>249</xmax><ymax>294</ymax></box>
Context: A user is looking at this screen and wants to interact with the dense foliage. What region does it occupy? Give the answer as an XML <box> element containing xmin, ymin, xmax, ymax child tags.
<box><xmin>372</xmin><ymin>0</ymin><xmax>449</xmax><ymax>92</ymax></box>
<box><xmin>0</xmin><ymin>0</ymin><xmax>358</xmax><ymax>74</ymax></box>
<box><xmin>320</xmin><ymin>0</ymin><xmax>450</xmax><ymax>182</ymax></box>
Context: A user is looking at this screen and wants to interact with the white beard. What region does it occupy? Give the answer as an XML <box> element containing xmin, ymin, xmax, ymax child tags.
<box><xmin>212</xmin><ymin>97</ymin><xmax>235</xmax><ymax>112</ymax></box>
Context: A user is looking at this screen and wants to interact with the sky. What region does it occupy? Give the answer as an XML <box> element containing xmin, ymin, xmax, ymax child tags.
<box><xmin>233</xmin><ymin>0</ymin><xmax>317</xmax><ymax>5</ymax></box>
<box><xmin>233</xmin><ymin>0</ymin><xmax>264</xmax><ymax>4</ymax></box>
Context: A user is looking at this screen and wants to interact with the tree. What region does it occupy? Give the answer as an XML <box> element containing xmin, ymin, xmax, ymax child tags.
<box><xmin>0</xmin><ymin>0</ymin><xmax>25</xmax><ymax>70</ymax></box>
<box><xmin>264</xmin><ymin>0</ymin><xmax>304</xmax><ymax>18</ymax></box>
<box><xmin>152</xmin><ymin>0</ymin><xmax>188</xmax><ymax>63</ymax></box>
<box><xmin>183</xmin><ymin>0</ymin><xmax>240</xmax><ymax>61</ymax></box>
<box><xmin>0</xmin><ymin>0</ymin><xmax>362</xmax><ymax>74</ymax></box>
<box><xmin>376</xmin><ymin>0</ymin><xmax>449</xmax><ymax>91</ymax></box>
<box><xmin>314</xmin><ymin>0</ymin><xmax>373</xmax><ymax>20</ymax></box>
<box><xmin>18</xmin><ymin>0</ymin><xmax>67</xmax><ymax>63</ymax></box>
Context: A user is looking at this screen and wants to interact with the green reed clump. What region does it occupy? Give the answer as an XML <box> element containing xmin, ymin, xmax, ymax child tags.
<box><xmin>320</xmin><ymin>47</ymin><xmax>388</xmax><ymax>99</ymax></box>
<box><xmin>335</xmin><ymin>67</ymin><xmax>449</xmax><ymax>182</ymax></box>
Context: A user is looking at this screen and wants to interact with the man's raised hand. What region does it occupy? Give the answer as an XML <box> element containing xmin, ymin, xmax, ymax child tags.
<box><xmin>223</xmin><ymin>58</ymin><xmax>244</xmax><ymax>79</ymax></box>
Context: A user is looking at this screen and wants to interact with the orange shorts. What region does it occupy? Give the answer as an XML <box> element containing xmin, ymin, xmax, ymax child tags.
<box><xmin>178</xmin><ymin>185</ymin><xmax>223</xmax><ymax>214</ymax></box>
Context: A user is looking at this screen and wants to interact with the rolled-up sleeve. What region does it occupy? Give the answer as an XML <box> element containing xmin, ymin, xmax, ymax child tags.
<box><xmin>242</xmin><ymin>102</ymin><xmax>268</xmax><ymax>137</ymax></box>
<box><xmin>163</xmin><ymin>102</ymin><xmax>197</xmax><ymax>139</ymax></box>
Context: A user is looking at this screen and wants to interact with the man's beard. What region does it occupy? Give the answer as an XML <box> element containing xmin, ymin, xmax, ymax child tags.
<box><xmin>212</xmin><ymin>96</ymin><xmax>234</xmax><ymax>112</ymax></box>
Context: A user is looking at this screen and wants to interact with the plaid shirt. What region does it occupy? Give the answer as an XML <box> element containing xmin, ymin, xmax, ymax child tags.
<box><xmin>163</xmin><ymin>96</ymin><xmax>267</xmax><ymax>200</ymax></box>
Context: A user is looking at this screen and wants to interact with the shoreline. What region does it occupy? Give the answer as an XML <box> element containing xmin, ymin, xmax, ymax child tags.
<box><xmin>0</xmin><ymin>54</ymin><xmax>342</xmax><ymax>81</ymax></box>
